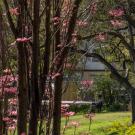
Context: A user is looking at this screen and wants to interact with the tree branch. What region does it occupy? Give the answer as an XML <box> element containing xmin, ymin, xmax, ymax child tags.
<box><xmin>79</xmin><ymin>31</ymin><xmax>135</xmax><ymax>58</ymax></box>
<box><xmin>76</xmin><ymin>49</ymin><xmax>133</xmax><ymax>89</ymax></box>
<box><xmin>2</xmin><ymin>0</ymin><xmax>17</xmax><ymax>37</ymax></box>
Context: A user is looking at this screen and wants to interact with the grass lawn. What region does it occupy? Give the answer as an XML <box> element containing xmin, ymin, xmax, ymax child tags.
<box><xmin>61</xmin><ymin>112</ymin><xmax>131</xmax><ymax>135</ymax></box>
<box><xmin>8</xmin><ymin>112</ymin><xmax>131</xmax><ymax>135</ymax></box>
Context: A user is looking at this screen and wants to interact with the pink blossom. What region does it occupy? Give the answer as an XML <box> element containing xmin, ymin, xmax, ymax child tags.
<box><xmin>8</xmin><ymin>125</ymin><xmax>16</xmax><ymax>131</ymax></box>
<box><xmin>72</xmin><ymin>32</ymin><xmax>78</xmax><ymax>44</ymax></box>
<box><xmin>72</xmin><ymin>32</ymin><xmax>77</xmax><ymax>37</ymax></box>
<box><xmin>64</xmin><ymin>111</ymin><xmax>75</xmax><ymax>117</ymax></box>
<box><xmin>52</xmin><ymin>17</ymin><xmax>60</xmax><ymax>21</ymax></box>
<box><xmin>77</xmin><ymin>20</ymin><xmax>88</xmax><ymax>27</ymax></box>
<box><xmin>61</xmin><ymin>104</ymin><xmax>70</xmax><ymax>114</ymax></box>
<box><xmin>52</xmin><ymin>17</ymin><xmax>60</xmax><ymax>26</ymax></box>
<box><xmin>81</xmin><ymin>80</ymin><xmax>93</xmax><ymax>88</ymax></box>
<box><xmin>62</xmin><ymin>20</ymin><xmax>69</xmax><ymax>27</ymax></box>
<box><xmin>110</xmin><ymin>19</ymin><xmax>123</xmax><ymax>27</ymax></box>
<box><xmin>8</xmin><ymin>98</ymin><xmax>17</xmax><ymax>105</ymax></box>
<box><xmin>70</xmin><ymin>121</ymin><xmax>79</xmax><ymax>127</ymax></box>
<box><xmin>3</xmin><ymin>68</ymin><xmax>11</xmax><ymax>74</ymax></box>
<box><xmin>3</xmin><ymin>117</ymin><xmax>11</xmax><ymax>122</ymax></box>
<box><xmin>95</xmin><ymin>33</ymin><xmax>107</xmax><ymax>41</ymax></box>
<box><xmin>9</xmin><ymin>111</ymin><xmax>17</xmax><ymax>116</ymax></box>
<box><xmin>109</xmin><ymin>8</ymin><xmax>124</xmax><ymax>17</ymax></box>
<box><xmin>4</xmin><ymin>87</ymin><xmax>17</xmax><ymax>94</ymax></box>
<box><xmin>9</xmin><ymin>7</ymin><xmax>19</xmax><ymax>16</ymax></box>
<box><xmin>16</xmin><ymin>37</ymin><xmax>31</xmax><ymax>43</ymax></box>
<box><xmin>90</xmin><ymin>2</ymin><xmax>97</xmax><ymax>14</ymax></box>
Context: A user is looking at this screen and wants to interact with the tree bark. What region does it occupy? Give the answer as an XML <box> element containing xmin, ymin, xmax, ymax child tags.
<box><xmin>42</xmin><ymin>0</ymin><xmax>52</xmax><ymax>135</ymax></box>
<box><xmin>52</xmin><ymin>1</ymin><xmax>82</xmax><ymax>135</ymax></box>
<box><xmin>17</xmin><ymin>0</ymin><xmax>28</xmax><ymax>134</ymax></box>
<box><xmin>52</xmin><ymin>1</ymin><xmax>61</xmax><ymax>134</ymax></box>
<box><xmin>29</xmin><ymin>0</ymin><xmax>40</xmax><ymax>135</ymax></box>
<box><xmin>131</xmin><ymin>88</ymin><xmax>135</xmax><ymax>123</ymax></box>
<box><xmin>0</xmin><ymin>7</ymin><xmax>6</xmax><ymax>69</ymax></box>
<box><xmin>0</xmin><ymin>100</ymin><xmax>2</xmax><ymax>135</ymax></box>
<box><xmin>0</xmin><ymin>7</ymin><xmax>5</xmax><ymax>135</ymax></box>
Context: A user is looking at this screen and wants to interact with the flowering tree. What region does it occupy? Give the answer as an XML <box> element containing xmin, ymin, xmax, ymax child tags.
<box><xmin>1</xmin><ymin>0</ymin><xmax>98</xmax><ymax>135</ymax></box>
<box><xmin>1</xmin><ymin>0</ymin><xmax>135</xmax><ymax>135</ymax></box>
<box><xmin>77</xmin><ymin>0</ymin><xmax>135</xmax><ymax>123</ymax></box>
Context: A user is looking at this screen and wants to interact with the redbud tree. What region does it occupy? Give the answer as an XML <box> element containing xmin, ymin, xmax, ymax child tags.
<box><xmin>1</xmin><ymin>0</ymin><xmax>135</xmax><ymax>135</ymax></box>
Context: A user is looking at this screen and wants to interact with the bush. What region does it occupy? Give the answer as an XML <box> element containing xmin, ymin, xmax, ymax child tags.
<box><xmin>105</xmin><ymin>121</ymin><xmax>135</xmax><ymax>135</ymax></box>
<box><xmin>69</xmin><ymin>104</ymin><xmax>91</xmax><ymax>113</ymax></box>
<box><xmin>126</xmin><ymin>125</ymin><xmax>135</xmax><ymax>135</ymax></box>
<box><xmin>107</xmin><ymin>103</ymin><xmax>128</xmax><ymax>112</ymax></box>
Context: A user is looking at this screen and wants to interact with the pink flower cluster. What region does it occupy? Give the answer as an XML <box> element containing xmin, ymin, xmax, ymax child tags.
<box><xmin>9</xmin><ymin>98</ymin><xmax>17</xmax><ymax>105</ymax></box>
<box><xmin>61</xmin><ymin>104</ymin><xmax>70</xmax><ymax>114</ymax></box>
<box><xmin>9</xmin><ymin>110</ymin><xmax>17</xmax><ymax>116</ymax></box>
<box><xmin>95</xmin><ymin>33</ymin><xmax>107</xmax><ymax>41</ymax></box>
<box><xmin>3</xmin><ymin>116</ymin><xmax>17</xmax><ymax>131</ymax></box>
<box><xmin>3</xmin><ymin>68</ymin><xmax>11</xmax><ymax>74</ymax></box>
<box><xmin>72</xmin><ymin>32</ymin><xmax>78</xmax><ymax>44</ymax></box>
<box><xmin>63</xmin><ymin>111</ymin><xmax>75</xmax><ymax>117</ymax></box>
<box><xmin>52</xmin><ymin>16</ymin><xmax>60</xmax><ymax>26</ymax></box>
<box><xmin>4</xmin><ymin>87</ymin><xmax>17</xmax><ymax>94</ymax></box>
<box><xmin>81</xmin><ymin>80</ymin><xmax>93</xmax><ymax>88</ymax></box>
<box><xmin>16</xmin><ymin>37</ymin><xmax>31</xmax><ymax>43</ymax></box>
<box><xmin>61</xmin><ymin>104</ymin><xmax>75</xmax><ymax>118</ymax></box>
<box><xmin>62</xmin><ymin>20</ymin><xmax>69</xmax><ymax>28</ymax></box>
<box><xmin>0</xmin><ymin>69</ymin><xmax>18</xmax><ymax>132</ymax></box>
<box><xmin>69</xmin><ymin>121</ymin><xmax>79</xmax><ymax>127</ymax></box>
<box><xmin>109</xmin><ymin>8</ymin><xmax>124</xmax><ymax>17</ymax></box>
<box><xmin>76</xmin><ymin>20</ymin><xmax>88</xmax><ymax>27</ymax></box>
<box><xmin>90</xmin><ymin>2</ymin><xmax>97</xmax><ymax>14</ymax></box>
<box><xmin>110</xmin><ymin>20</ymin><xmax>123</xmax><ymax>27</ymax></box>
<box><xmin>108</xmin><ymin>8</ymin><xmax>124</xmax><ymax>28</ymax></box>
<box><xmin>9</xmin><ymin>7</ymin><xmax>19</xmax><ymax>16</ymax></box>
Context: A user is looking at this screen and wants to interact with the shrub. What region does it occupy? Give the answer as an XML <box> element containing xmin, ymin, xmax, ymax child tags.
<box><xmin>105</xmin><ymin>121</ymin><xmax>135</xmax><ymax>135</ymax></box>
<box><xmin>69</xmin><ymin>104</ymin><xmax>91</xmax><ymax>113</ymax></box>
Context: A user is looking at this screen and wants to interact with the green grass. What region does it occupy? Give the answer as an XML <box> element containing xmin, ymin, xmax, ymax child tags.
<box><xmin>61</xmin><ymin>112</ymin><xmax>131</xmax><ymax>135</ymax></box>
<box><xmin>8</xmin><ymin>112</ymin><xmax>131</xmax><ymax>135</ymax></box>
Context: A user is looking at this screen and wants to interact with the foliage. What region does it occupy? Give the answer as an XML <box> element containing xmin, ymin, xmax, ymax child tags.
<box><xmin>1</xmin><ymin>0</ymin><xmax>135</xmax><ymax>134</ymax></box>
<box><xmin>105</xmin><ymin>121</ymin><xmax>135</xmax><ymax>135</ymax></box>
<box><xmin>62</xmin><ymin>112</ymin><xmax>131</xmax><ymax>135</ymax></box>
<box><xmin>105</xmin><ymin>121</ymin><xmax>128</xmax><ymax>135</ymax></box>
<box><xmin>69</xmin><ymin>104</ymin><xmax>91</xmax><ymax>113</ymax></box>
<box><xmin>91</xmin><ymin>74</ymin><xmax>130</xmax><ymax>111</ymax></box>
<box><xmin>126</xmin><ymin>124</ymin><xmax>135</xmax><ymax>135</ymax></box>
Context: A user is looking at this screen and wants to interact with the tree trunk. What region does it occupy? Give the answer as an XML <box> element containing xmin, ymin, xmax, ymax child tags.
<box><xmin>52</xmin><ymin>1</ymin><xmax>82</xmax><ymax>135</ymax></box>
<box><xmin>52</xmin><ymin>76</ymin><xmax>63</xmax><ymax>135</ymax></box>
<box><xmin>28</xmin><ymin>0</ymin><xmax>40</xmax><ymax>134</ymax></box>
<box><xmin>42</xmin><ymin>0</ymin><xmax>52</xmax><ymax>135</ymax></box>
<box><xmin>0</xmin><ymin>7</ymin><xmax>6</xmax><ymax>69</ymax></box>
<box><xmin>0</xmin><ymin>100</ymin><xmax>2</xmax><ymax>135</ymax></box>
<box><xmin>17</xmin><ymin>0</ymin><xmax>28</xmax><ymax>134</ymax></box>
<box><xmin>17</xmin><ymin>45</ymin><xmax>28</xmax><ymax>134</ymax></box>
<box><xmin>0</xmin><ymin>7</ymin><xmax>5</xmax><ymax>135</ymax></box>
<box><xmin>52</xmin><ymin>1</ymin><xmax>61</xmax><ymax>134</ymax></box>
<box><xmin>131</xmin><ymin>88</ymin><xmax>135</xmax><ymax>123</ymax></box>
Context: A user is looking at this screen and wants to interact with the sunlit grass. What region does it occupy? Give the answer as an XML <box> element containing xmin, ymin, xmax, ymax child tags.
<box><xmin>8</xmin><ymin>112</ymin><xmax>131</xmax><ymax>135</ymax></box>
<box><xmin>62</xmin><ymin>112</ymin><xmax>131</xmax><ymax>135</ymax></box>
